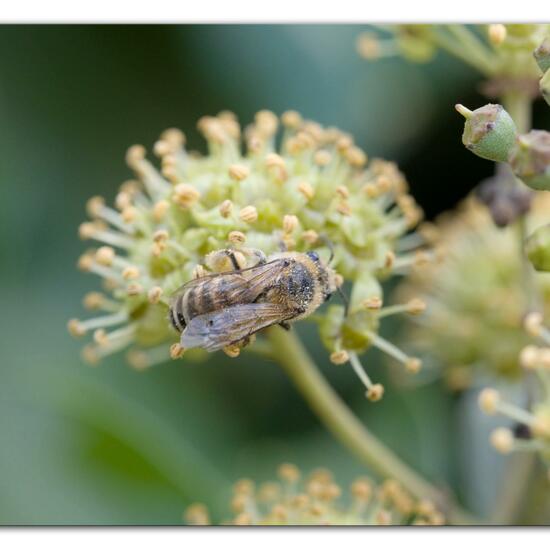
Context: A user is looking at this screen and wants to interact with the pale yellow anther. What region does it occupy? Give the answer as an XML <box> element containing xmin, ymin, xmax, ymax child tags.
<box><xmin>278</xmin><ymin>463</ymin><xmax>301</xmax><ymax>483</ymax></box>
<box><xmin>170</xmin><ymin>342</ymin><xmax>185</xmax><ymax>359</ymax></box>
<box><xmin>233</xmin><ymin>513</ymin><xmax>252</xmax><ymax>526</ymax></box>
<box><xmin>265</xmin><ymin>153</ymin><xmax>288</xmax><ymax>181</ymax></box>
<box><xmin>95</xmin><ymin>246</ymin><xmax>115</xmax><ymax>266</ymax></box>
<box><xmin>366</xmin><ymin>383</ymin><xmax>385</xmax><ymax>402</ymax></box>
<box><xmin>375</xmin><ymin>510</ymin><xmax>391</xmax><ymax>525</ymax></box>
<box><xmin>255</xmin><ymin>110</ymin><xmax>278</xmax><ymax>136</ymax></box>
<box><xmin>86</xmin><ymin>195</ymin><xmax>105</xmax><ymax>218</ymax></box>
<box><xmin>488</xmin><ymin>24</ymin><xmax>507</xmax><ymax>46</ymax></box>
<box><xmin>219</xmin><ymin>199</ymin><xmax>233</xmax><ymax>218</ymax></box>
<box><xmin>539</xmin><ymin>348</ymin><xmax>550</xmax><ymax>369</ymax></box>
<box><xmin>153</xmin><ymin>200</ymin><xmax>170</xmax><ymax>222</ymax></box>
<box><xmin>153</xmin><ymin>140</ymin><xmax>172</xmax><ymax>157</ymax></box>
<box><xmin>153</xmin><ymin>229</ymin><xmax>170</xmax><ymax>243</ymax></box>
<box><xmin>77</xmin><ymin>253</ymin><xmax>94</xmax><ymax>272</ymax></box>
<box><xmin>405</xmin><ymin>358</ymin><xmax>422</xmax><ymax>374</ymax></box>
<box><xmin>224</xmin><ymin>344</ymin><xmax>241</xmax><ymax>358</ymax></box>
<box><xmin>67</xmin><ymin>319</ymin><xmax>86</xmax><ymax>337</ymax></box>
<box><xmin>115</xmin><ymin>191</ymin><xmax>132</xmax><ymax>211</ymax></box>
<box><xmin>121</xmin><ymin>206</ymin><xmax>138</xmax><ymax>223</ymax></box>
<box><xmin>363</xmin><ymin>296</ymin><xmax>383</xmax><ymax>310</ymax></box>
<box><xmin>336</xmin><ymin>201</ymin><xmax>352</xmax><ymax>216</ymax></box>
<box><xmin>82</xmin><ymin>344</ymin><xmax>99</xmax><ymax>365</ymax></box>
<box><xmin>519</xmin><ymin>345</ymin><xmax>540</xmax><ymax>370</ymax></box>
<box><xmin>335</xmin><ymin>185</ymin><xmax>349</xmax><ymax>199</ymax></box>
<box><xmin>234</xmin><ymin>479</ymin><xmax>255</xmax><ymax>496</ymax></box>
<box><xmin>228</xmin><ymin>231</ymin><xmax>247</xmax><ymax>245</ymax></box>
<box><xmin>83</xmin><ymin>292</ymin><xmax>104</xmax><ymax>310</ymax></box>
<box><xmin>281</xmin><ymin>110</ymin><xmax>303</xmax><ymax>129</ymax></box>
<box><xmin>357</xmin><ymin>32</ymin><xmax>381</xmax><ymax>60</ymax></box>
<box><xmin>78</xmin><ymin>222</ymin><xmax>97</xmax><ymax>240</ymax></box>
<box><xmin>184</xmin><ymin>504</ymin><xmax>210</xmax><ymax>526</ymax></box>
<box><xmin>298</xmin><ymin>181</ymin><xmax>315</xmax><ymax>201</ymax></box>
<box><xmin>126</xmin><ymin>282</ymin><xmax>143</xmax><ymax>296</ymax></box>
<box><xmin>479</xmin><ymin>388</ymin><xmax>500</xmax><ymax>415</ymax></box>
<box><xmin>127</xmin><ymin>350</ymin><xmax>149</xmax><ymax>371</ymax></box>
<box><xmin>532</xmin><ymin>414</ymin><xmax>550</xmax><ymax>438</ymax></box>
<box><xmin>173</xmin><ymin>183</ymin><xmax>200</xmax><ymax>209</ymax></box>
<box><xmin>122</xmin><ymin>266</ymin><xmax>140</xmax><ymax>280</ymax></box>
<box><xmin>125</xmin><ymin>144</ymin><xmax>146</xmax><ymax>168</ymax></box>
<box><xmin>376</xmin><ymin>176</ymin><xmax>392</xmax><ymax>193</ymax></box>
<box><xmin>283</xmin><ymin>214</ymin><xmax>299</xmax><ymax>234</ymax></box>
<box><xmin>93</xmin><ymin>329</ymin><xmax>108</xmax><ymax>346</ymax></box>
<box><xmin>228</xmin><ymin>163</ymin><xmax>250</xmax><ymax>181</ymax></box>
<box><xmin>351</xmin><ymin>478</ymin><xmax>372</xmax><ymax>501</ymax></box>
<box><xmin>362</xmin><ymin>183</ymin><xmax>379</xmax><ymax>198</ymax></box>
<box><xmin>192</xmin><ymin>264</ymin><xmax>207</xmax><ymax>279</ymax></box>
<box><xmin>147</xmin><ymin>286</ymin><xmax>163</xmax><ymax>304</ymax></box>
<box><xmin>524</xmin><ymin>311</ymin><xmax>544</xmax><ymax>337</ymax></box>
<box><xmin>314</xmin><ymin>150</ymin><xmax>332</xmax><ymax>166</ymax></box>
<box><xmin>239</xmin><ymin>205</ymin><xmax>258</xmax><ymax>224</ymax></box>
<box><xmin>302</xmin><ymin>229</ymin><xmax>319</xmax><ymax>245</ymax></box>
<box><xmin>414</xmin><ymin>250</ymin><xmax>431</xmax><ymax>267</ymax></box>
<box><xmin>490</xmin><ymin>427</ymin><xmax>514</xmax><ymax>454</ymax></box>
<box><xmin>407</xmin><ymin>298</ymin><xmax>426</xmax><ymax>315</ymax></box>
<box><xmin>345</xmin><ymin>146</ymin><xmax>367</xmax><ymax>167</ymax></box>
<box><xmin>161</xmin><ymin>127</ymin><xmax>186</xmax><ymax>148</ymax></box>
<box><xmin>330</xmin><ymin>350</ymin><xmax>349</xmax><ymax>365</ymax></box>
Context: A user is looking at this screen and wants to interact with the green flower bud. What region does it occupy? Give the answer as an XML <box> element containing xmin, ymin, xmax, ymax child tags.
<box><xmin>509</xmin><ymin>130</ymin><xmax>550</xmax><ymax>191</ymax></box>
<box><xmin>540</xmin><ymin>68</ymin><xmax>550</xmax><ymax>107</ymax></box>
<box><xmin>534</xmin><ymin>37</ymin><xmax>550</xmax><ymax>73</ymax></box>
<box><xmin>526</xmin><ymin>224</ymin><xmax>550</xmax><ymax>272</ymax></box>
<box><xmin>455</xmin><ymin>103</ymin><xmax>517</xmax><ymax>162</ymax></box>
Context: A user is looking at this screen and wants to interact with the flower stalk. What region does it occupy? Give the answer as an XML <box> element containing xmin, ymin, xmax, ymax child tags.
<box><xmin>267</xmin><ymin>327</ymin><xmax>475</xmax><ymax>525</ymax></box>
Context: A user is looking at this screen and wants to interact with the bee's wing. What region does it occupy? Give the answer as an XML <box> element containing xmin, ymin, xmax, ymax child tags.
<box><xmin>170</xmin><ymin>259</ymin><xmax>288</xmax><ymax>305</ymax></box>
<box><xmin>181</xmin><ymin>302</ymin><xmax>293</xmax><ymax>352</ymax></box>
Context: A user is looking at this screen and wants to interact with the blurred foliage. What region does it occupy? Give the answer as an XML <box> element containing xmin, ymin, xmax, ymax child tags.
<box><xmin>1</xmin><ymin>25</ymin><xmax>549</xmax><ymax>525</ymax></box>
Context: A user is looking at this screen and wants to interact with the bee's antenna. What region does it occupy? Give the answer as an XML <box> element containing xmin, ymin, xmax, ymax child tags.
<box><xmin>337</xmin><ymin>286</ymin><xmax>350</xmax><ymax>317</ymax></box>
<box><xmin>318</xmin><ymin>234</ymin><xmax>335</xmax><ymax>264</ymax></box>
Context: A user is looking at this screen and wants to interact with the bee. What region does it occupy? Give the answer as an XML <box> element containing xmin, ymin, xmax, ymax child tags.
<box><xmin>169</xmin><ymin>248</ymin><xmax>337</xmax><ymax>352</ymax></box>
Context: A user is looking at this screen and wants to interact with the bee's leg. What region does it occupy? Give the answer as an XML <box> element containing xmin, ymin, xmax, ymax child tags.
<box><xmin>278</xmin><ymin>321</ymin><xmax>291</xmax><ymax>331</ymax></box>
<box><xmin>219</xmin><ymin>249</ymin><xmax>247</xmax><ymax>271</ymax></box>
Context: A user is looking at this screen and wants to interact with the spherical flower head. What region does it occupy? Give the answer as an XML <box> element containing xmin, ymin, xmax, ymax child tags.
<box><xmin>397</xmin><ymin>193</ymin><xmax>550</xmax><ymax>388</ymax></box>
<box><xmin>184</xmin><ymin>464</ymin><xmax>444</xmax><ymax>525</ymax></box>
<box><xmin>70</xmin><ymin>110</ymin><xmax>427</xmax><ymax>372</ymax></box>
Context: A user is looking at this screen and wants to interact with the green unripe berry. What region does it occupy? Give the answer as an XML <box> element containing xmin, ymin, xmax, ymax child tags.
<box><xmin>509</xmin><ymin>130</ymin><xmax>550</xmax><ymax>191</ymax></box>
<box><xmin>541</xmin><ymin>68</ymin><xmax>550</xmax><ymax>107</ymax></box>
<box><xmin>526</xmin><ymin>224</ymin><xmax>550</xmax><ymax>272</ymax></box>
<box><xmin>455</xmin><ymin>103</ymin><xmax>517</xmax><ymax>162</ymax></box>
<box><xmin>534</xmin><ymin>38</ymin><xmax>550</xmax><ymax>73</ymax></box>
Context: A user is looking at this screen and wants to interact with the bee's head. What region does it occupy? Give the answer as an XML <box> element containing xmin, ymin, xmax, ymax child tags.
<box><xmin>306</xmin><ymin>250</ymin><xmax>337</xmax><ymax>302</ymax></box>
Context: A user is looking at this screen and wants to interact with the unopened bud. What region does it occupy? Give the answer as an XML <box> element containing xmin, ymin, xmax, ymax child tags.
<box><xmin>510</xmin><ymin>130</ymin><xmax>550</xmax><ymax>191</ymax></box>
<box><xmin>455</xmin><ymin>103</ymin><xmax>517</xmax><ymax>163</ymax></box>
<box><xmin>534</xmin><ymin>38</ymin><xmax>550</xmax><ymax>73</ymax></box>
<box><xmin>526</xmin><ymin>224</ymin><xmax>550</xmax><ymax>272</ymax></box>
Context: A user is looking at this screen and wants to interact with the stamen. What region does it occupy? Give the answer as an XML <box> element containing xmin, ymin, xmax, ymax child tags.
<box><xmin>67</xmin><ymin>310</ymin><xmax>129</xmax><ymax>337</ymax></box>
<box><xmin>348</xmin><ymin>351</ymin><xmax>384</xmax><ymax>401</ymax></box>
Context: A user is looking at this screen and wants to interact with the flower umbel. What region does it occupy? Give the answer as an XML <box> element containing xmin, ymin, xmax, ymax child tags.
<box><xmin>69</xmin><ymin>110</ymin><xmax>428</xmax><ymax>393</ymax></box>
<box><xmin>397</xmin><ymin>193</ymin><xmax>550</xmax><ymax>389</ymax></box>
<box><xmin>184</xmin><ymin>464</ymin><xmax>444</xmax><ymax>525</ymax></box>
<box><xmin>478</xmin><ymin>312</ymin><xmax>550</xmax><ymax>473</ymax></box>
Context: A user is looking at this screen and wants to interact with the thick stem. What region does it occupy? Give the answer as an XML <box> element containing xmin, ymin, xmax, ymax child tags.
<box><xmin>267</xmin><ymin>327</ymin><xmax>475</xmax><ymax>525</ymax></box>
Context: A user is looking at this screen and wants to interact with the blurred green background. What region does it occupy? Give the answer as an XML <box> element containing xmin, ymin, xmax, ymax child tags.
<box><xmin>0</xmin><ymin>25</ymin><xmax>548</xmax><ymax>525</ymax></box>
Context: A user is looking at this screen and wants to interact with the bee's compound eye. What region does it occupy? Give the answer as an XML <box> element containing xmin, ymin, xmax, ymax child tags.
<box><xmin>306</xmin><ymin>251</ymin><xmax>320</xmax><ymax>262</ymax></box>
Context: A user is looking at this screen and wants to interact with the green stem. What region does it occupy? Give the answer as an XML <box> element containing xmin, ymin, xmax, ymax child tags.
<box><xmin>267</xmin><ymin>328</ymin><xmax>476</xmax><ymax>525</ymax></box>
<box><xmin>488</xmin><ymin>90</ymin><xmax>538</xmax><ymax>525</ymax></box>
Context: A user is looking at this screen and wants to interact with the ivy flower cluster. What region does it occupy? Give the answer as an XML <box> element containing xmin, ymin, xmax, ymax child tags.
<box><xmin>397</xmin><ymin>193</ymin><xmax>550</xmax><ymax>389</ymax></box>
<box><xmin>478</xmin><ymin>311</ymin><xmax>550</xmax><ymax>473</ymax></box>
<box><xmin>357</xmin><ymin>24</ymin><xmax>548</xmax><ymax>90</ymax></box>
<box><xmin>184</xmin><ymin>464</ymin><xmax>444</xmax><ymax>526</ymax></box>
<box><xmin>68</xmin><ymin>110</ymin><xmax>431</xmax><ymax>397</ymax></box>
